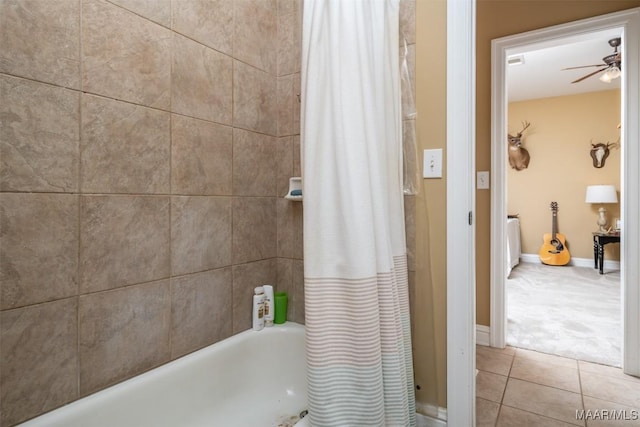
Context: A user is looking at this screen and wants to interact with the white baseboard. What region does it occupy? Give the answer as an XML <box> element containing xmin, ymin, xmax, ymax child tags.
<box><xmin>519</xmin><ymin>253</ymin><xmax>540</xmax><ymax>264</ymax></box>
<box><xmin>520</xmin><ymin>253</ymin><xmax>620</xmax><ymax>270</ymax></box>
<box><xmin>416</xmin><ymin>412</ymin><xmax>446</xmax><ymax>427</ymax></box>
<box><xmin>416</xmin><ymin>402</ymin><xmax>447</xmax><ymax>426</ymax></box>
<box><xmin>476</xmin><ymin>324</ymin><xmax>490</xmax><ymax>346</ymax></box>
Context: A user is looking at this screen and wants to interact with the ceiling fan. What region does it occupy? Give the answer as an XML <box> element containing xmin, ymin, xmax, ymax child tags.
<box><xmin>562</xmin><ymin>37</ymin><xmax>622</xmax><ymax>84</ymax></box>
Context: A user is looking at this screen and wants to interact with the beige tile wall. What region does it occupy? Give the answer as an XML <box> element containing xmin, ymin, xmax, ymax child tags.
<box><xmin>400</xmin><ymin>0</ymin><xmax>417</xmax><ymax>333</ymax></box>
<box><xmin>0</xmin><ymin>0</ymin><xmax>416</xmax><ymax>424</ymax></box>
<box><xmin>0</xmin><ymin>0</ymin><xmax>303</xmax><ymax>425</ymax></box>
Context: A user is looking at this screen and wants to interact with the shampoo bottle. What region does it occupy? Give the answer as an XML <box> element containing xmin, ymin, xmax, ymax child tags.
<box><xmin>263</xmin><ymin>285</ymin><xmax>274</xmax><ymax>327</ymax></box>
<box><xmin>252</xmin><ymin>286</ymin><xmax>265</xmax><ymax>331</ymax></box>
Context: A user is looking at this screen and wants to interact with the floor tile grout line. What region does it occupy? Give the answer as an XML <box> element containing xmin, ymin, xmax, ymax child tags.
<box><xmin>500</xmin><ymin>352</ymin><xmax>514</xmax><ymax>406</ymax></box>
<box><xmin>478</xmin><ymin>369</ymin><xmax>577</xmax><ymax>398</ymax></box>
<box><xmin>578</xmin><ymin>390</ymin><xmax>640</xmax><ymax>409</ymax></box>
<box><xmin>500</xmin><ymin>403</ymin><xmax>585</xmax><ymax>427</ymax></box>
<box><xmin>504</xmin><ymin>374</ymin><xmax>582</xmax><ymax>396</ymax></box>
<box><xmin>580</xmin><ymin>367</ymin><xmax>640</xmax><ymax>385</ymax></box>
<box><xmin>493</xmin><ymin>403</ymin><xmax>502</xmax><ymax>427</ymax></box>
<box><xmin>577</xmin><ymin>361</ymin><xmax>587</xmax><ymax>427</ymax></box>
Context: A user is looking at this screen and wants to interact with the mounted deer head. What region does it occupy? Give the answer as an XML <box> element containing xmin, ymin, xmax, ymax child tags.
<box><xmin>590</xmin><ymin>140</ymin><xmax>618</xmax><ymax>168</ymax></box>
<box><xmin>508</xmin><ymin>121</ymin><xmax>531</xmax><ymax>171</ymax></box>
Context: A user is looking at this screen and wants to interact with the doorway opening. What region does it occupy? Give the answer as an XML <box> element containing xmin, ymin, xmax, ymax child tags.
<box><xmin>504</xmin><ymin>29</ymin><xmax>622</xmax><ymax>367</ymax></box>
<box><xmin>488</xmin><ymin>8</ymin><xmax>640</xmax><ymax>376</ymax></box>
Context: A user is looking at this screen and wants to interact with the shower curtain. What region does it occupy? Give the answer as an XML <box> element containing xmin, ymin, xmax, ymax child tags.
<box><xmin>301</xmin><ymin>1</ymin><xmax>416</xmax><ymax>425</ymax></box>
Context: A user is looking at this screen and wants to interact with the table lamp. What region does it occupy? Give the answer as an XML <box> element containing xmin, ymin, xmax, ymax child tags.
<box><xmin>585</xmin><ymin>185</ymin><xmax>618</xmax><ymax>233</ymax></box>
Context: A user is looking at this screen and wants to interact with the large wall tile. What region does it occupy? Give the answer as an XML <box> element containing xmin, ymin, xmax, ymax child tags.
<box><xmin>81</xmin><ymin>94</ymin><xmax>170</xmax><ymax>194</ymax></box>
<box><xmin>109</xmin><ymin>0</ymin><xmax>171</xmax><ymax>27</ymax></box>
<box><xmin>277</xmin><ymin>0</ymin><xmax>301</xmax><ymax>76</ymax></box>
<box><xmin>172</xmin><ymin>0</ymin><xmax>233</xmax><ymax>55</ymax></box>
<box><xmin>277</xmin><ymin>74</ymin><xmax>295</xmax><ymax>136</ymax></box>
<box><xmin>293</xmin><ymin>135</ymin><xmax>301</xmax><ymax>177</ymax></box>
<box><xmin>276</xmin><ymin>258</ymin><xmax>293</xmax><ymax>291</ymax></box>
<box><xmin>79</xmin><ymin>196</ymin><xmax>170</xmax><ymax>293</ymax></box>
<box><xmin>232</xmin><ymin>259</ymin><xmax>276</xmax><ymax>333</ymax></box>
<box><xmin>292</xmin><ymin>259</ymin><xmax>305</xmax><ymax>324</ymax></box>
<box><xmin>0</xmin><ymin>298</ymin><xmax>78</xmax><ymax>426</ymax></box>
<box><xmin>232</xmin><ymin>197</ymin><xmax>277</xmax><ymax>264</ymax></box>
<box><xmin>234</xmin><ymin>61</ymin><xmax>277</xmax><ymax>135</ymax></box>
<box><xmin>171</xmin><ymin>196</ymin><xmax>232</xmax><ymax>276</ymax></box>
<box><xmin>402</xmin><ymin>120</ymin><xmax>417</xmax><ymax>186</ymax></box>
<box><xmin>0</xmin><ymin>76</ymin><xmax>79</xmax><ymax>192</ymax></box>
<box><xmin>170</xmin><ymin>268</ymin><xmax>233</xmax><ymax>358</ymax></box>
<box><xmin>404</xmin><ymin>194</ymin><xmax>416</xmax><ymax>271</ymax></box>
<box><xmin>1</xmin><ymin>194</ymin><xmax>78</xmax><ymax>310</ymax></box>
<box><xmin>234</xmin><ymin>0</ymin><xmax>277</xmax><ymax>74</ymax></box>
<box><xmin>275</xmin><ymin>258</ymin><xmax>303</xmax><ymax>324</ymax></box>
<box><xmin>0</xmin><ymin>0</ymin><xmax>80</xmax><ymax>89</ymax></box>
<box><xmin>399</xmin><ymin>0</ymin><xmax>416</xmax><ymax>45</ymax></box>
<box><xmin>171</xmin><ymin>115</ymin><xmax>232</xmax><ymax>195</ymax></box>
<box><xmin>233</xmin><ymin>129</ymin><xmax>277</xmax><ymax>196</ymax></box>
<box><xmin>172</xmin><ymin>34</ymin><xmax>233</xmax><ymax>124</ymax></box>
<box><xmin>276</xmin><ymin>137</ymin><xmax>293</xmax><ymax>196</ymax></box>
<box><xmin>277</xmin><ymin>198</ymin><xmax>303</xmax><ymax>259</ymax></box>
<box><xmin>401</xmin><ymin>43</ymin><xmax>416</xmax><ymax>118</ymax></box>
<box><xmin>82</xmin><ymin>0</ymin><xmax>171</xmax><ymax>109</ymax></box>
<box><xmin>276</xmin><ymin>257</ymin><xmax>295</xmax><ymax>321</ymax></box>
<box><xmin>408</xmin><ymin>270</ymin><xmax>415</xmax><ymax>333</ymax></box>
<box><xmin>79</xmin><ymin>280</ymin><xmax>171</xmax><ymax>395</ymax></box>
<box><xmin>293</xmin><ymin>72</ymin><xmax>300</xmax><ymax>132</ymax></box>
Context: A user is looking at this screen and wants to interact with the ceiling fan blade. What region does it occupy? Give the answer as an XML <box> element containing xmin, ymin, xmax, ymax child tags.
<box><xmin>562</xmin><ymin>64</ymin><xmax>606</xmax><ymax>70</ymax></box>
<box><xmin>571</xmin><ymin>67</ymin><xmax>609</xmax><ymax>84</ymax></box>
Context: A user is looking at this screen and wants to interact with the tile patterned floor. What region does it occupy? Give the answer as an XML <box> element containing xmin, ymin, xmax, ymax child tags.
<box><xmin>476</xmin><ymin>345</ymin><xmax>640</xmax><ymax>426</ymax></box>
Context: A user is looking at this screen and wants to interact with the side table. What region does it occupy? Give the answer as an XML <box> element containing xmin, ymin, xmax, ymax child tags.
<box><xmin>592</xmin><ymin>232</ymin><xmax>620</xmax><ymax>274</ymax></box>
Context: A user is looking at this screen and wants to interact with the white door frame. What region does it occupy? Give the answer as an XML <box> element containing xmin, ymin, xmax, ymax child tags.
<box><xmin>489</xmin><ymin>8</ymin><xmax>640</xmax><ymax>375</ymax></box>
<box><xmin>447</xmin><ymin>0</ymin><xmax>476</xmax><ymax>425</ymax></box>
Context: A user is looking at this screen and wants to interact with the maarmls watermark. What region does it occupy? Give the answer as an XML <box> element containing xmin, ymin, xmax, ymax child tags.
<box><xmin>576</xmin><ymin>409</ymin><xmax>639</xmax><ymax>421</ymax></box>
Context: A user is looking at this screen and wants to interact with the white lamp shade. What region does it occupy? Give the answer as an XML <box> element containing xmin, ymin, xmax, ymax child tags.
<box><xmin>585</xmin><ymin>185</ymin><xmax>618</xmax><ymax>203</ymax></box>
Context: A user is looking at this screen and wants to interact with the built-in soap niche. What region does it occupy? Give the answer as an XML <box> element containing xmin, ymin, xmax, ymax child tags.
<box><xmin>284</xmin><ymin>177</ymin><xmax>302</xmax><ymax>201</ymax></box>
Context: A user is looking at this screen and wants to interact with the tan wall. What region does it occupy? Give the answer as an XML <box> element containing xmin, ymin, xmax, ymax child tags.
<box><xmin>508</xmin><ymin>90</ymin><xmax>621</xmax><ymax>260</ymax></box>
<box><xmin>475</xmin><ymin>0</ymin><xmax>640</xmax><ymax>327</ymax></box>
<box><xmin>414</xmin><ymin>0</ymin><xmax>448</xmax><ymax>409</ymax></box>
<box><xmin>0</xmin><ymin>1</ymin><xmax>303</xmax><ymax>424</ymax></box>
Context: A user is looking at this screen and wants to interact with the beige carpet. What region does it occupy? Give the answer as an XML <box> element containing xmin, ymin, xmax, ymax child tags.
<box><xmin>507</xmin><ymin>262</ymin><xmax>621</xmax><ymax>367</ymax></box>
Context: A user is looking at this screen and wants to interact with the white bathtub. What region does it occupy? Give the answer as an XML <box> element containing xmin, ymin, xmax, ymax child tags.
<box><xmin>20</xmin><ymin>323</ymin><xmax>308</xmax><ymax>427</ymax></box>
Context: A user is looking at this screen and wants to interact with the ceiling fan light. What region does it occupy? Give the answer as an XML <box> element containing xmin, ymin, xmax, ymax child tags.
<box><xmin>609</xmin><ymin>66</ymin><xmax>621</xmax><ymax>79</ymax></box>
<box><xmin>599</xmin><ymin>72</ymin><xmax>613</xmax><ymax>83</ymax></box>
<box><xmin>599</xmin><ymin>65</ymin><xmax>621</xmax><ymax>83</ymax></box>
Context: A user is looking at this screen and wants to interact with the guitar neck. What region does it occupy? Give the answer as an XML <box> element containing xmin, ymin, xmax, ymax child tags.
<box><xmin>552</xmin><ymin>211</ymin><xmax>558</xmax><ymax>240</ymax></box>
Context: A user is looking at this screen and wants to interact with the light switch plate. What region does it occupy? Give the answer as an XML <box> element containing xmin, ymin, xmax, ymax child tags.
<box><xmin>477</xmin><ymin>171</ymin><xmax>490</xmax><ymax>189</ymax></box>
<box><xmin>423</xmin><ymin>149</ymin><xmax>443</xmax><ymax>178</ymax></box>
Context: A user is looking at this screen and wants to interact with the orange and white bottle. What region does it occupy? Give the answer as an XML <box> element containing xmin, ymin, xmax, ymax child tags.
<box><xmin>252</xmin><ymin>286</ymin><xmax>265</xmax><ymax>331</ymax></box>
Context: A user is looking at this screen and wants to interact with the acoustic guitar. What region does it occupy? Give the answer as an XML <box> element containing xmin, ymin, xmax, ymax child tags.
<box><xmin>539</xmin><ymin>201</ymin><xmax>571</xmax><ymax>266</ymax></box>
